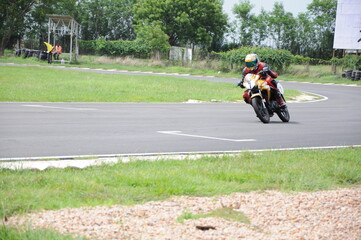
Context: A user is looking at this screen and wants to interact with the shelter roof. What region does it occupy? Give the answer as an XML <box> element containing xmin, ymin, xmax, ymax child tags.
<box><xmin>46</xmin><ymin>15</ymin><xmax>79</xmax><ymax>26</ymax></box>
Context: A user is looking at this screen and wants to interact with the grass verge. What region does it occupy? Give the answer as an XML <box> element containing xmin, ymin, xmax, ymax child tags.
<box><xmin>0</xmin><ymin>65</ymin><xmax>300</xmax><ymax>102</ymax></box>
<box><xmin>177</xmin><ymin>207</ymin><xmax>250</xmax><ymax>224</ymax></box>
<box><xmin>0</xmin><ymin>225</ymin><xmax>84</xmax><ymax>240</ymax></box>
<box><xmin>1</xmin><ymin>148</ymin><xmax>360</xmax><ymax>219</ymax></box>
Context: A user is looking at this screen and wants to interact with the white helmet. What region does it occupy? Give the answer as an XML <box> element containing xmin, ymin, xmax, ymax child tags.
<box><xmin>245</xmin><ymin>54</ymin><xmax>259</xmax><ymax>71</ymax></box>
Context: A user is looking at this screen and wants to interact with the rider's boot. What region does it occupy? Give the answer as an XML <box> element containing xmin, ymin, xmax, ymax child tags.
<box><xmin>275</xmin><ymin>90</ymin><xmax>286</xmax><ymax>108</ymax></box>
<box><xmin>243</xmin><ymin>90</ymin><xmax>251</xmax><ymax>104</ymax></box>
<box><xmin>270</xmin><ymin>80</ymin><xmax>285</xmax><ymax>108</ymax></box>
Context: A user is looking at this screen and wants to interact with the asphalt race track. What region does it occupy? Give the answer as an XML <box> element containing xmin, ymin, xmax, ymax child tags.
<box><xmin>1</xmin><ymin>65</ymin><xmax>361</xmax><ymax>159</ymax></box>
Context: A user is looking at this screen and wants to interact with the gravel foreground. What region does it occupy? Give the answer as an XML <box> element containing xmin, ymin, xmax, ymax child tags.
<box><xmin>7</xmin><ymin>188</ymin><xmax>361</xmax><ymax>240</ymax></box>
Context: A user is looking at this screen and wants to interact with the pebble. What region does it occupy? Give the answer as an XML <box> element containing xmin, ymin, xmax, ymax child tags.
<box><xmin>6</xmin><ymin>188</ymin><xmax>361</xmax><ymax>240</ymax></box>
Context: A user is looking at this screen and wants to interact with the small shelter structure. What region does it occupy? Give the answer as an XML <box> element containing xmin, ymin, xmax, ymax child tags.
<box><xmin>47</xmin><ymin>15</ymin><xmax>80</xmax><ymax>62</ymax></box>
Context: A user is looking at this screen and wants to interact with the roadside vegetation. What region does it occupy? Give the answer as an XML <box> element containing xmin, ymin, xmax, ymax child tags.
<box><xmin>1</xmin><ymin>51</ymin><xmax>360</xmax><ymax>87</ymax></box>
<box><xmin>0</xmin><ymin>65</ymin><xmax>303</xmax><ymax>103</ymax></box>
<box><xmin>0</xmin><ymin>225</ymin><xmax>84</xmax><ymax>240</ymax></box>
<box><xmin>0</xmin><ymin>57</ymin><xmax>357</xmax><ymax>238</ymax></box>
<box><xmin>1</xmin><ymin>0</ymin><xmax>359</xmax><ymax>238</ymax></box>
<box><xmin>1</xmin><ymin>148</ymin><xmax>360</xmax><ymax>220</ymax></box>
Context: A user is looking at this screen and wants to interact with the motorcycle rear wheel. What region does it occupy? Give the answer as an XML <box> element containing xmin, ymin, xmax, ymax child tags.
<box><xmin>275</xmin><ymin>106</ymin><xmax>290</xmax><ymax>122</ymax></box>
<box><xmin>275</xmin><ymin>96</ymin><xmax>290</xmax><ymax>122</ymax></box>
<box><xmin>251</xmin><ymin>97</ymin><xmax>270</xmax><ymax>123</ymax></box>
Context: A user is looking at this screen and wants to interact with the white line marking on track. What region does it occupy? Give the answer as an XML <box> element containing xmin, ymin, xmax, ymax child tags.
<box><xmin>158</xmin><ymin>131</ymin><xmax>256</xmax><ymax>142</ymax></box>
<box><xmin>23</xmin><ymin>104</ymin><xmax>97</xmax><ymax>111</ymax></box>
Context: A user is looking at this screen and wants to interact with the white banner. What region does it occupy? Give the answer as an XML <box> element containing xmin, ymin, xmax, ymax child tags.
<box><xmin>333</xmin><ymin>0</ymin><xmax>361</xmax><ymax>50</ymax></box>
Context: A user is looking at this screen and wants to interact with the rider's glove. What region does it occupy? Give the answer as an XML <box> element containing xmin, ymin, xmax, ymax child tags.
<box><xmin>237</xmin><ymin>80</ymin><xmax>245</xmax><ymax>88</ymax></box>
<box><xmin>258</xmin><ymin>70</ymin><xmax>266</xmax><ymax>76</ymax></box>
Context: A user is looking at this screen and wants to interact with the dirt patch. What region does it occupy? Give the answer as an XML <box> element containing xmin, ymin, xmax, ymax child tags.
<box><xmin>288</xmin><ymin>93</ymin><xmax>322</xmax><ymax>103</ymax></box>
<box><xmin>7</xmin><ymin>188</ymin><xmax>361</xmax><ymax>240</ymax></box>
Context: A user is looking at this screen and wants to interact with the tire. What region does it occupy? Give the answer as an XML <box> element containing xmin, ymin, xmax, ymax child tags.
<box><xmin>251</xmin><ymin>96</ymin><xmax>270</xmax><ymax>123</ymax></box>
<box><xmin>275</xmin><ymin>95</ymin><xmax>290</xmax><ymax>122</ymax></box>
<box><xmin>275</xmin><ymin>106</ymin><xmax>290</xmax><ymax>122</ymax></box>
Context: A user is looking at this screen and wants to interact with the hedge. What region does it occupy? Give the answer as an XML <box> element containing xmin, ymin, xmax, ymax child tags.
<box><xmin>292</xmin><ymin>55</ymin><xmax>333</xmax><ymax>65</ymax></box>
<box><xmin>331</xmin><ymin>55</ymin><xmax>361</xmax><ymax>70</ymax></box>
<box><xmin>79</xmin><ymin>39</ymin><xmax>152</xmax><ymax>58</ymax></box>
<box><xmin>214</xmin><ymin>47</ymin><xmax>294</xmax><ymax>73</ymax></box>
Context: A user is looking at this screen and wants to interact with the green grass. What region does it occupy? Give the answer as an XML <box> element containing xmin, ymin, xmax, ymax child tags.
<box><xmin>0</xmin><ymin>53</ymin><xmax>231</xmax><ymax>77</ymax></box>
<box><xmin>177</xmin><ymin>207</ymin><xmax>250</xmax><ymax>224</ymax></box>
<box><xmin>0</xmin><ymin>225</ymin><xmax>84</xmax><ymax>240</ymax></box>
<box><xmin>0</xmin><ymin>65</ymin><xmax>300</xmax><ymax>102</ymax></box>
<box><xmin>1</xmin><ymin>148</ymin><xmax>360</xmax><ymax>219</ymax></box>
<box><xmin>282</xmin><ymin>64</ymin><xmax>361</xmax><ymax>85</ymax></box>
<box><xmin>1</xmin><ymin>52</ymin><xmax>359</xmax><ymax>85</ymax></box>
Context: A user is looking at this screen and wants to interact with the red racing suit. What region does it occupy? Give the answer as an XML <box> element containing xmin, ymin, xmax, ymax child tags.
<box><xmin>241</xmin><ymin>62</ymin><xmax>282</xmax><ymax>104</ymax></box>
<box><xmin>242</xmin><ymin>62</ymin><xmax>278</xmax><ymax>88</ymax></box>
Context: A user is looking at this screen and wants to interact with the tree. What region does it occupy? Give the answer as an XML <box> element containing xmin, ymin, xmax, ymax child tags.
<box><xmin>266</xmin><ymin>2</ymin><xmax>297</xmax><ymax>51</ymax></box>
<box><xmin>22</xmin><ymin>0</ymin><xmax>76</xmax><ymax>50</ymax></box>
<box><xmin>294</xmin><ymin>13</ymin><xmax>314</xmax><ymax>56</ymax></box>
<box><xmin>133</xmin><ymin>0</ymin><xmax>227</xmax><ymax>49</ymax></box>
<box><xmin>252</xmin><ymin>9</ymin><xmax>268</xmax><ymax>47</ymax></box>
<box><xmin>0</xmin><ymin>0</ymin><xmax>39</xmax><ymax>55</ymax></box>
<box><xmin>78</xmin><ymin>0</ymin><xmax>136</xmax><ymax>41</ymax></box>
<box><xmin>104</xmin><ymin>0</ymin><xmax>136</xmax><ymax>40</ymax></box>
<box><xmin>77</xmin><ymin>0</ymin><xmax>108</xmax><ymax>40</ymax></box>
<box><xmin>306</xmin><ymin>0</ymin><xmax>337</xmax><ymax>59</ymax></box>
<box><xmin>232</xmin><ymin>0</ymin><xmax>255</xmax><ymax>47</ymax></box>
<box><xmin>135</xmin><ymin>22</ymin><xmax>170</xmax><ymax>60</ymax></box>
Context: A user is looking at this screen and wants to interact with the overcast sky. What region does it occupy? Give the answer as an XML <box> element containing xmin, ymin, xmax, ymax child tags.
<box><xmin>223</xmin><ymin>0</ymin><xmax>314</xmax><ymax>20</ymax></box>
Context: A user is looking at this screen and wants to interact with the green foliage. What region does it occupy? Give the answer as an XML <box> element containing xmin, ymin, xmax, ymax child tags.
<box><xmin>0</xmin><ymin>65</ymin><xmax>247</xmax><ymax>102</ymax></box>
<box><xmin>232</xmin><ymin>0</ymin><xmax>256</xmax><ymax>46</ymax></box>
<box><xmin>177</xmin><ymin>208</ymin><xmax>250</xmax><ymax>223</ymax></box>
<box><xmin>292</xmin><ymin>55</ymin><xmax>311</xmax><ymax>65</ymax></box>
<box><xmin>0</xmin><ymin>0</ymin><xmax>39</xmax><ymax>55</ymax></box>
<box><xmin>228</xmin><ymin>0</ymin><xmax>337</xmax><ymax>59</ymax></box>
<box><xmin>79</xmin><ymin>39</ymin><xmax>152</xmax><ymax>57</ymax></box>
<box><xmin>0</xmin><ymin>148</ymin><xmax>360</xmax><ymax>217</ymax></box>
<box><xmin>292</xmin><ymin>55</ymin><xmax>332</xmax><ymax>65</ymax></box>
<box><xmin>133</xmin><ymin>0</ymin><xmax>227</xmax><ymax>47</ymax></box>
<box><xmin>267</xmin><ymin>2</ymin><xmax>297</xmax><ymax>51</ymax></box>
<box><xmin>0</xmin><ymin>225</ymin><xmax>84</xmax><ymax>240</ymax></box>
<box><xmin>305</xmin><ymin>0</ymin><xmax>337</xmax><ymax>59</ymax></box>
<box><xmin>135</xmin><ymin>22</ymin><xmax>171</xmax><ymax>52</ymax></box>
<box><xmin>331</xmin><ymin>55</ymin><xmax>361</xmax><ymax>70</ymax></box>
<box><xmin>215</xmin><ymin>47</ymin><xmax>293</xmax><ymax>73</ymax></box>
<box><xmin>78</xmin><ymin>0</ymin><xmax>136</xmax><ymax>41</ymax></box>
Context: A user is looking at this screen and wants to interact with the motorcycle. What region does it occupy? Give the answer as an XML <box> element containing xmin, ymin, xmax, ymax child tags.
<box><xmin>242</xmin><ymin>73</ymin><xmax>290</xmax><ymax>123</ymax></box>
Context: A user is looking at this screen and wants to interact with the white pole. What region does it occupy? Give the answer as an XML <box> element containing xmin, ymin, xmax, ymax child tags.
<box><xmin>48</xmin><ymin>18</ymin><xmax>51</xmax><ymax>44</ymax></box>
<box><xmin>75</xmin><ymin>23</ymin><xmax>78</xmax><ymax>60</ymax></box>
<box><xmin>70</xmin><ymin>20</ymin><xmax>73</xmax><ymax>62</ymax></box>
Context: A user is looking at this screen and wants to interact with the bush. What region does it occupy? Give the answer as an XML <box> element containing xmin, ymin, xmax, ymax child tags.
<box><xmin>292</xmin><ymin>55</ymin><xmax>311</xmax><ymax>65</ymax></box>
<box><xmin>331</xmin><ymin>55</ymin><xmax>361</xmax><ymax>70</ymax></box>
<box><xmin>79</xmin><ymin>39</ymin><xmax>152</xmax><ymax>58</ymax></box>
<box><xmin>214</xmin><ymin>47</ymin><xmax>293</xmax><ymax>73</ymax></box>
<box><xmin>292</xmin><ymin>55</ymin><xmax>331</xmax><ymax>65</ymax></box>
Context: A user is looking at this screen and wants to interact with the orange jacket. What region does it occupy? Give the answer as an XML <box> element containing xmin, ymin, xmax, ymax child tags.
<box><xmin>56</xmin><ymin>45</ymin><xmax>62</xmax><ymax>54</ymax></box>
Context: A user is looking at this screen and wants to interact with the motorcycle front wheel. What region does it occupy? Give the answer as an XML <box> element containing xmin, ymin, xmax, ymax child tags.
<box><xmin>251</xmin><ymin>97</ymin><xmax>270</xmax><ymax>123</ymax></box>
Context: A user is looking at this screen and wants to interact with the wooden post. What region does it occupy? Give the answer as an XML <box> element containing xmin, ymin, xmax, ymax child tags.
<box><xmin>332</xmin><ymin>49</ymin><xmax>337</xmax><ymax>75</ymax></box>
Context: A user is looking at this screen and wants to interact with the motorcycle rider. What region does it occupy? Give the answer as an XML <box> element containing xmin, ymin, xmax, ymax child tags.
<box><xmin>238</xmin><ymin>54</ymin><xmax>285</xmax><ymax>107</ymax></box>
